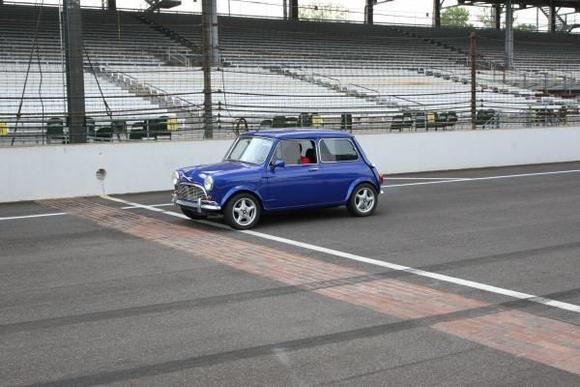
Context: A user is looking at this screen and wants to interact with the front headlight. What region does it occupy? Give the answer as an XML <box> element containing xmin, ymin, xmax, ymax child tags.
<box><xmin>204</xmin><ymin>175</ymin><xmax>214</xmax><ymax>192</ymax></box>
<box><xmin>172</xmin><ymin>171</ymin><xmax>179</xmax><ymax>187</ymax></box>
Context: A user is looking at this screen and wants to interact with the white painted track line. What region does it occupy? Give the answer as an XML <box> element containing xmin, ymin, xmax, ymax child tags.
<box><xmin>383</xmin><ymin>169</ymin><xmax>580</xmax><ymax>188</ymax></box>
<box><xmin>0</xmin><ymin>212</ymin><xmax>67</xmax><ymax>221</ymax></box>
<box><xmin>384</xmin><ymin>177</ymin><xmax>470</xmax><ymax>181</ymax></box>
<box><xmin>383</xmin><ymin>179</ymin><xmax>467</xmax><ymax>188</ymax></box>
<box><xmin>120</xmin><ymin>203</ymin><xmax>173</xmax><ymax>210</ymax></box>
<box><xmin>102</xmin><ymin>194</ymin><xmax>580</xmax><ymax>315</ymax></box>
<box><xmin>0</xmin><ymin>204</ymin><xmax>174</xmax><ymax>222</ymax></box>
<box><xmin>4</xmin><ymin>169</ymin><xmax>580</xmax><ymax>221</ymax></box>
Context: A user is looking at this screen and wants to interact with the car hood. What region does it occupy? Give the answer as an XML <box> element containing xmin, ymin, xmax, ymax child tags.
<box><xmin>178</xmin><ymin>161</ymin><xmax>260</xmax><ymax>183</ymax></box>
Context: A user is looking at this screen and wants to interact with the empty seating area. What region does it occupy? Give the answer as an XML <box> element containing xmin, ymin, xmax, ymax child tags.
<box><xmin>400</xmin><ymin>26</ymin><xmax>580</xmax><ymax>90</ymax></box>
<box><xmin>399</xmin><ymin>25</ymin><xmax>580</xmax><ymax>77</ymax></box>
<box><xmin>0</xmin><ymin>64</ymin><xmax>171</xmax><ymax>144</ymax></box>
<box><xmin>0</xmin><ymin>3</ymin><xmax>579</xmax><ymax>145</ymax></box>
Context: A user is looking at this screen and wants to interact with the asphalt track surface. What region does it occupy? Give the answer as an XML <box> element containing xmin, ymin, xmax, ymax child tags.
<box><xmin>1</xmin><ymin>162</ymin><xmax>580</xmax><ymax>386</ymax></box>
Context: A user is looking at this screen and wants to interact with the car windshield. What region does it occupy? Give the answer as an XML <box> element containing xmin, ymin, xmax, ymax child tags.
<box><xmin>225</xmin><ymin>136</ymin><xmax>273</xmax><ymax>165</ymax></box>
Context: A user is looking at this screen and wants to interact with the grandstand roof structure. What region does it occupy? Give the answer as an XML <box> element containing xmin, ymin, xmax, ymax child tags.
<box><xmin>458</xmin><ymin>0</ymin><xmax>580</xmax><ymax>10</ymax></box>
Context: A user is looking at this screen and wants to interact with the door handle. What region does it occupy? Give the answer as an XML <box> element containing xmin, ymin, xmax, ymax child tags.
<box><xmin>308</xmin><ymin>167</ymin><xmax>319</xmax><ymax>172</ymax></box>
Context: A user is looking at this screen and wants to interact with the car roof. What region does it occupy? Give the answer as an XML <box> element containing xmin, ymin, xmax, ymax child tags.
<box><xmin>243</xmin><ymin>128</ymin><xmax>353</xmax><ymax>140</ymax></box>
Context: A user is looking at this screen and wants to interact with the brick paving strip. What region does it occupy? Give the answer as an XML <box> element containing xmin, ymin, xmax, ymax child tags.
<box><xmin>41</xmin><ymin>198</ymin><xmax>580</xmax><ymax>375</ymax></box>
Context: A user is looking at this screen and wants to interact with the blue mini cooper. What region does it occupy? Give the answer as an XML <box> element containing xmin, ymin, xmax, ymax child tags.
<box><xmin>173</xmin><ymin>129</ymin><xmax>384</xmax><ymax>229</ymax></box>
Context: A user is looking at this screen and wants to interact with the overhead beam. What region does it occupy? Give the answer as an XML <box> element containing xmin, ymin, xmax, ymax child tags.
<box><xmin>458</xmin><ymin>0</ymin><xmax>580</xmax><ymax>11</ymax></box>
<box><xmin>62</xmin><ymin>0</ymin><xmax>86</xmax><ymax>143</ymax></box>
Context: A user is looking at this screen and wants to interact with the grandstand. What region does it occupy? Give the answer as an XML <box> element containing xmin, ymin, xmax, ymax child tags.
<box><xmin>0</xmin><ymin>1</ymin><xmax>579</xmax><ymax>145</ymax></box>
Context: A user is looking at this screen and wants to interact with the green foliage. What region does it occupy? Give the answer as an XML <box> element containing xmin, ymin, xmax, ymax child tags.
<box><xmin>300</xmin><ymin>1</ymin><xmax>348</xmax><ymax>22</ymax></box>
<box><xmin>441</xmin><ymin>7</ymin><xmax>472</xmax><ymax>27</ymax></box>
<box><xmin>515</xmin><ymin>23</ymin><xmax>537</xmax><ymax>32</ymax></box>
<box><xmin>478</xmin><ymin>8</ymin><xmax>496</xmax><ymax>28</ymax></box>
<box><xmin>478</xmin><ymin>7</ymin><xmax>521</xmax><ymax>29</ymax></box>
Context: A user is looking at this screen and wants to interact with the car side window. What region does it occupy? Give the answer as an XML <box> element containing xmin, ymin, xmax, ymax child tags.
<box><xmin>273</xmin><ymin>140</ymin><xmax>318</xmax><ymax>165</ymax></box>
<box><xmin>319</xmin><ymin>138</ymin><xmax>359</xmax><ymax>162</ymax></box>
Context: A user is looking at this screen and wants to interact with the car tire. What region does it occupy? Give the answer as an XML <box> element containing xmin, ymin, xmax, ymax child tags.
<box><xmin>180</xmin><ymin>206</ymin><xmax>207</xmax><ymax>220</ymax></box>
<box><xmin>347</xmin><ymin>183</ymin><xmax>378</xmax><ymax>217</ymax></box>
<box><xmin>224</xmin><ymin>192</ymin><xmax>261</xmax><ymax>230</ymax></box>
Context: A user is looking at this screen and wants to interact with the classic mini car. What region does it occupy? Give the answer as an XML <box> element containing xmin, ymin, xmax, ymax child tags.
<box><xmin>172</xmin><ymin>129</ymin><xmax>384</xmax><ymax>229</ymax></box>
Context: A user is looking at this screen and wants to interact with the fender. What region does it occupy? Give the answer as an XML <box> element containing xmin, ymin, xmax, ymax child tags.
<box><xmin>220</xmin><ymin>185</ymin><xmax>265</xmax><ymax>209</ymax></box>
<box><xmin>344</xmin><ymin>178</ymin><xmax>381</xmax><ymax>202</ymax></box>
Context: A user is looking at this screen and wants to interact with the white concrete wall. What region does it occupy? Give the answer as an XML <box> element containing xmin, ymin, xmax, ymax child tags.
<box><xmin>357</xmin><ymin>127</ymin><xmax>580</xmax><ymax>174</ymax></box>
<box><xmin>1</xmin><ymin>127</ymin><xmax>579</xmax><ymax>203</ymax></box>
<box><xmin>0</xmin><ymin>140</ymin><xmax>231</xmax><ymax>203</ymax></box>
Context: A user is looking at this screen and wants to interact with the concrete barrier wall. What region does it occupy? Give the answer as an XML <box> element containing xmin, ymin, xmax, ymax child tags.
<box><xmin>357</xmin><ymin>127</ymin><xmax>580</xmax><ymax>174</ymax></box>
<box><xmin>0</xmin><ymin>140</ymin><xmax>232</xmax><ymax>203</ymax></box>
<box><xmin>1</xmin><ymin>127</ymin><xmax>579</xmax><ymax>203</ymax></box>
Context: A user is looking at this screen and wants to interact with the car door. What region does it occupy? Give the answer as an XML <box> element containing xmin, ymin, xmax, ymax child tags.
<box><xmin>317</xmin><ymin>137</ymin><xmax>365</xmax><ymax>204</ymax></box>
<box><xmin>263</xmin><ymin>139</ymin><xmax>324</xmax><ymax>209</ymax></box>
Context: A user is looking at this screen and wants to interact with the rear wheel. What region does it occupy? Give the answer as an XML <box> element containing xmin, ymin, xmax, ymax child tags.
<box><xmin>225</xmin><ymin>193</ymin><xmax>261</xmax><ymax>230</ymax></box>
<box><xmin>347</xmin><ymin>183</ymin><xmax>378</xmax><ymax>217</ymax></box>
<box><xmin>180</xmin><ymin>206</ymin><xmax>207</xmax><ymax>220</ymax></box>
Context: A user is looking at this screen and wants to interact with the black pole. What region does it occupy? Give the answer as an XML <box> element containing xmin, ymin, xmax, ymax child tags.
<box><xmin>290</xmin><ymin>0</ymin><xmax>299</xmax><ymax>21</ymax></box>
<box><xmin>549</xmin><ymin>5</ymin><xmax>557</xmax><ymax>32</ymax></box>
<box><xmin>202</xmin><ymin>0</ymin><xmax>219</xmax><ymax>139</ymax></box>
<box><xmin>433</xmin><ymin>0</ymin><xmax>441</xmax><ymax>27</ymax></box>
<box><xmin>365</xmin><ymin>0</ymin><xmax>374</xmax><ymax>25</ymax></box>
<box><xmin>107</xmin><ymin>0</ymin><xmax>116</xmax><ymax>11</ymax></box>
<box><xmin>494</xmin><ymin>4</ymin><xmax>501</xmax><ymax>29</ymax></box>
<box><xmin>470</xmin><ymin>32</ymin><xmax>477</xmax><ymax>130</ymax></box>
<box><xmin>505</xmin><ymin>0</ymin><xmax>514</xmax><ymax>70</ymax></box>
<box><xmin>62</xmin><ymin>0</ymin><xmax>86</xmax><ymax>143</ymax></box>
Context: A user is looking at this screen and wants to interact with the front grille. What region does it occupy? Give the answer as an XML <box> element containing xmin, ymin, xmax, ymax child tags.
<box><xmin>176</xmin><ymin>183</ymin><xmax>206</xmax><ymax>202</ymax></box>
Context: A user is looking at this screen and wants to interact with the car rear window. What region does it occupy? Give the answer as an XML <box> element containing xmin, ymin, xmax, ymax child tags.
<box><xmin>319</xmin><ymin>138</ymin><xmax>359</xmax><ymax>162</ymax></box>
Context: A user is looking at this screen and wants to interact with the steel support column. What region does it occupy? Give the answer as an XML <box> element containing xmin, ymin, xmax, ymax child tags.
<box><xmin>549</xmin><ymin>5</ymin><xmax>557</xmax><ymax>32</ymax></box>
<box><xmin>202</xmin><ymin>0</ymin><xmax>219</xmax><ymax>139</ymax></box>
<box><xmin>365</xmin><ymin>0</ymin><xmax>374</xmax><ymax>25</ymax></box>
<box><xmin>283</xmin><ymin>0</ymin><xmax>287</xmax><ymax>20</ymax></box>
<box><xmin>290</xmin><ymin>0</ymin><xmax>299</xmax><ymax>21</ymax></box>
<box><xmin>62</xmin><ymin>0</ymin><xmax>86</xmax><ymax>143</ymax></box>
<box><xmin>433</xmin><ymin>0</ymin><xmax>441</xmax><ymax>27</ymax></box>
<box><xmin>494</xmin><ymin>4</ymin><xmax>502</xmax><ymax>29</ymax></box>
<box><xmin>470</xmin><ymin>32</ymin><xmax>477</xmax><ymax>130</ymax></box>
<box><xmin>505</xmin><ymin>0</ymin><xmax>514</xmax><ymax>70</ymax></box>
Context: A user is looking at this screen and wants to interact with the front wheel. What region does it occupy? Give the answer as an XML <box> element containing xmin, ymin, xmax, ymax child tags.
<box><xmin>347</xmin><ymin>183</ymin><xmax>378</xmax><ymax>217</ymax></box>
<box><xmin>224</xmin><ymin>193</ymin><xmax>261</xmax><ymax>230</ymax></box>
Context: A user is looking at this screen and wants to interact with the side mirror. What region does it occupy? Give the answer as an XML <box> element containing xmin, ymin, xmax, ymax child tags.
<box><xmin>272</xmin><ymin>159</ymin><xmax>285</xmax><ymax>170</ymax></box>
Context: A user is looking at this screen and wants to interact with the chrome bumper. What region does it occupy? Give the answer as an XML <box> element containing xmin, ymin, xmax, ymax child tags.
<box><xmin>172</xmin><ymin>196</ymin><xmax>221</xmax><ymax>213</ymax></box>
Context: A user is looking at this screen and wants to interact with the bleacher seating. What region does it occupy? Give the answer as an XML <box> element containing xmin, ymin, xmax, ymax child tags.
<box><xmin>0</xmin><ymin>3</ymin><xmax>578</xmax><ymax>144</ymax></box>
